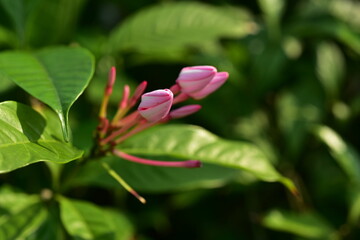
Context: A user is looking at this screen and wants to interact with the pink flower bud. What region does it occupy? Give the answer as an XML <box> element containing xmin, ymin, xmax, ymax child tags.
<box><xmin>176</xmin><ymin>66</ymin><xmax>217</xmax><ymax>93</ymax></box>
<box><xmin>169</xmin><ymin>105</ymin><xmax>202</xmax><ymax>119</ymax></box>
<box><xmin>138</xmin><ymin>89</ymin><xmax>173</xmax><ymax>122</ymax></box>
<box><xmin>188</xmin><ymin>72</ymin><xmax>229</xmax><ymax>100</ymax></box>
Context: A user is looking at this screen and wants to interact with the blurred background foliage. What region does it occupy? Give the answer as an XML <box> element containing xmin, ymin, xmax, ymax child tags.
<box><xmin>1</xmin><ymin>0</ymin><xmax>360</xmax><ymax>239</ymax></box>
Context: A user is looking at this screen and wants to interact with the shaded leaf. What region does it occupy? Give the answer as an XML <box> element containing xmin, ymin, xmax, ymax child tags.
<box><xmin>68</xmin><ymin>157</ymin><xmax>243</xmax><ymax>192</ymax></box>
<box><xmin>0</xmin><ymin>191</ymin><xmax>46</xmax><ymax>240</ymax></box>
<box><xmin>28</xmin><ymin>0</ymin><xmax>87</xmax><ymax>46</ymax></box>
<box><xmin>60</xmin><ymin>197</ymin><xmax>133</xmax><ymax>240</ymax></box>
<box><xmin>348</xmin><ymin>188</ymin><xmax>360</xmax><ymax>225</ymax></box>
<box><xmin>0</xmin><ymin>101</ymin><xmax>83</xmax><ymax>173</ymax></box>
<box><xmin>0</xmin><ymin>46</ymin><xmax>95</xmax><ymax>141</ymax></box>
<box><xmin>262</xmin><ymin>209</ymin><xmax>337</xmax><ymax>239</ymax></box>
<box><xmin>277</xmin><ymin>77</ymin><xmax>324</xmax><ymax>159</ymax></box>
<box><xmin>0</xmin><ymin>185</ymin><xmax>40</xmax><ymax>217</ymax></box>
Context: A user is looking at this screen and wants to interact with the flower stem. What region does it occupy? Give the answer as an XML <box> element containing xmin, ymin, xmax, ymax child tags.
<box><xmin>101</xmin><ymin>161</ymin><xmax>146</xmax><ymax>204</ymax></box>
<box><xmin>113</xmin><ymin>150</ymin><xmax>202</xmax><ymax>168</ymax></box>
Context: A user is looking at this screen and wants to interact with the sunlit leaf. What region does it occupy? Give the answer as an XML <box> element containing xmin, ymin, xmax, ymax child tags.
<box><xmin>314</xmin><ymin>125</ymin><xmax>360</xmax><ymax>183</ymax></box>
<box><xmin>60</xmin><ymin>197</ymin><xmax>133</xmax><ymax>240</ymax></box>
<box><xmin>110</xmin><ymin>2</ymin><xmax>256</xmax><ymax>53</ymax></box>
<box><xmin>118</xmin><ymin>124</ymin><xmax>295</xmax><ymax>190</ymax></box>
<box><xmin>0</xmin><ymin>46</ymin><xmax>95</xmax><ymax>141</ymax></box>
<box><xmin>0</xmin><ymin>101</ymin><xmax>83</xmax><ymax>173</ymax></box>
<box><xmin>316</xmin><ymin>42</ymin><xmax>345</xmax><ymax>98</ymax></box>
<box><xmin>262</xmin><ymin>209</ymin><xmax>337</xmax><ymax>239</ymax></box>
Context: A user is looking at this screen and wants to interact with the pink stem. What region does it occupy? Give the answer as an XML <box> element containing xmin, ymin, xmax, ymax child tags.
<box><xmin>98</xmin><ymin>117</ymin><xmax>109</xmax><ymax>138</ymax></box>
<box><xmin>100</xmin><ymin>115</ymin><xmax>142</xmax><ymax>146</ymax></box>
<box><xmin>114</xmin><ymin>111</ymin><xmax>141</xmax><ymax>128</ymax></box>
<box><xmin>114</xmin><ymin>120</ymin><xmax>153</xmax><ymax>144</ymax></box>
<box><xmin>173</xmin><ymin>93</ymin><xmax>190</xmax><ymax>104</ymax></box>
<box><xmin>113</xmin><ymin>150</ymin><xmax>202</xmax><ymax>168</ymax></box>
<box><xmin>170</xmin><ymin>84</ymin><xmax>180</xmax><ymax>95</ymax></box>
<box><xmin>129</xmin><ymin>81</ymin><xmax>148</xmax><ymax>108</ymax></box>
<box><xmin>99</xmin><ymin>67</ymin><xmax>116</xmax><ymax>118</ymax></box>
<box><xmin>120</xmin><ymin>85</ymin><xmax>130</xmax><ymax>109</ymax></box>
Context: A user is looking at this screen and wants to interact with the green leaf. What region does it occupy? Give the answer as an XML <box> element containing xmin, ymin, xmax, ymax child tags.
<box><xmin>0</xmin><ymin>25</ymin><xmax>17</xmax><ymax>48</ymax></box>
<box><xmin>276</xmin><ymin>77</ymin><xmax>324</xmax><ymax>159</ymax></box>
<box><xmin>258</xmin><ymin>0</ymin><xmax>285</xmax><ymax>38</ymax></box>
<box><xmin>110</xmin><ymin>2</ymin><xmax>256</xmax><ymax>53</ymax></box>
<box><xmin>59</xmin><ymin>197</ymin><xmax>133</xmax><ymax>240</ymax></box>
<box><xmin>26</xmin><ymin>203</ymin><xmax>66</xmax><ymax>240</ymax></box>
<box><xmin>68</xmin><ymin>157</ymin><xmax>243</xmax><ymax>192</ymax></box>
<box><xmin>290</xmin><ymin>17</ymin><xmax>360</xmax><ymax>54</ymax></box>
<box><xmin>0</xmin><ymin>185</ymin><xmax>40</xmax><ymax>217</ymax></box>
<box><xmin>0</xmin><ymin>0</ymin><xmax>27</xmax><ymax>44</ymax></box>
<box><xmin>0</xmin><ymin>46</ymin><xmax>95</xmax><ymax>141</ymax></box>
<box><xmin>316</xmin><ymin>42</ymin><xmax>345</xmax><ymax>99</ymax></box>
<box><xmin>27</xmin><ymin>0</ymin><xmax>87</xmax><ymax>47</ymax></box>
<box><xmin>0</xmin><ymin>101</ymin><xmax>83</xmax><ymax>173</ymax></box>
<box><xmin>262</xmin><ymin>209</ymin><xmax>337</xmax><ymax>239</ymax></box>
<box><xmin>118</xmin><ymin>124</ymin><xmax>295</xmax><ymax>190</ymax></box>
<box><xmin>348</xmin><ymin>188</ymin><xmax>360</xmax><ymax>225</ymax></box>
<box><xmin>0</xmin><ymin>188</ymin><xmax>47</xmax><ymax>240</ymax></box>
<box><xmin>314</xmin><ymin>125</ymin><xmax>360</xmax><ymax>184</ymax></box>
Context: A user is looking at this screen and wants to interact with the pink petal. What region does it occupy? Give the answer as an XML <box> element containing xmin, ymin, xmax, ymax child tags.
<box><xmin>189</xmin><ymin>72</ymin><xmax>229</xmax><ymax>100</ymax></box>
<box><xmin>176</xmin><ymin>66</ymin><xmax>217</xmax><ymax>93</ymax></box>
<box><xmin>138</xmin><ymin>89</ymin><xmax>173</xmax><ymax>122</ymax></box>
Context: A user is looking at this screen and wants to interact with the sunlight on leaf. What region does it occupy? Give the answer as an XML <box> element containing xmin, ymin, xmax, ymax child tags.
<box><xmin>0</xmin><ymin>46</ymin><xmax>95</xmax><ymax>141</ymax></box>
<box><xmin>0</xmin><ymin>101</ymin><xmax>83</xmax><ymax>173</ymax></box>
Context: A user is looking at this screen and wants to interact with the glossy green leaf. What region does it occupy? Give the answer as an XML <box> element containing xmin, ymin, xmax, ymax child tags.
<box><xmin>118</xmin><ymin>125</ymin><xmax>295</xmax><ymax>190</ymax></box>
<box><xmin>0</xmin><ymin>101</ymin><xmax>83</xmax><ymax>173</ymax></box>
<box><xmin>68</xmin><ymin>157</ymin><xmax>244</xmax><ymax>192</ymax></box>
<box><xmin>110</xmin><ymin>2</ymin><xmax>256</xmax><ymax>53</ymax></box>
<box><xmin>316</xmin><ymin>42</ymin><xmax>345</xmax><ymax>98</ymax></box>
<box><xmin>262</xmin><ymin>209</ymin><xmax>337</xmax><ymax>239</ymax></box>
<box><xmin>314</xmin><ymin>125</ymin><xmax>360</xmax><ymax>183</ymax></box>
<box><xmin>0</xmin><ymin>188</ymin><xmax>46</xmax><ymax>240</ymax></box>
<box><xmin>60</xmin><ymin>197</ymin><xmax>133</xmax><ymax>240</ymax></box>
<box><xmin>0</xmin><ymin>46</ymin><xmax>95</xmax><ymax>141</ymax></box>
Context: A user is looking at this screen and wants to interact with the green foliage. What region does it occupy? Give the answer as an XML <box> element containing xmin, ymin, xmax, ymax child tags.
<box><xmin>119</xmin><ymin>124</ymin><xmax>291</xmax><ymax>186</ymax></box>
<box><xmin>60</xmin><ymin>197</ymin><xmax>133</xmax><ymax>240</ymax></box>
<box><xmin>109</xmin><ymin>2</ymin><xmax>255</xmax><ymax>55</ymax></box>
<box><xmin>0</xmin><ymin>47</ymin><xmax>95</xmax><ymax>141</ymax></box>
<box><xmin>262</xmin><ymin>209</ymin><xmax>337</xmax><ymax>239</ymax></box>
<box><xmin>0</xmin><ymin>101</ymin><xmax>83</xmax><ymax>173</ymax></box>
<box><xmin>0</xmin><ymin>0</ymin><xmax>359</xmax><ymax>239</ymax></box>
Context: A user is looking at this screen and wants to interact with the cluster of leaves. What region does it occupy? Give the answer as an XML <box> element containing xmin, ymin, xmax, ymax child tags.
<box><xmin>0</xmin><ymin>0</ymin><xmax>360</xmax><ymax>239</ymax></box>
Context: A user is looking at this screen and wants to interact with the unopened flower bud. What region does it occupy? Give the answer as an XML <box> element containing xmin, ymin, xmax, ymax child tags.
<box><xmin>176</xmin><ymin>66</ymin><xmax>217</xmax><ymax>93</ymax></box>
<box><xmin>189</xmin><ymin>72</ymin><xmax>229</xmax><ymax>100</ymax></box>
<box><xmin>138</xmin><ymin>89</ymin><xmax>173</xmax><ymax>122</ymax></box>
<box><xmin>169</xmin><ymin>105</ymin><xmax>202</xmax><ymax>119</ymax></box>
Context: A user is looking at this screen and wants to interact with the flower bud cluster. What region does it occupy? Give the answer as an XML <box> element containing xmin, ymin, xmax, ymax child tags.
<box><xmin>95</xmin><ymin>65</ymin><xmax>228</xmax><ymax>202</ymax></box>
